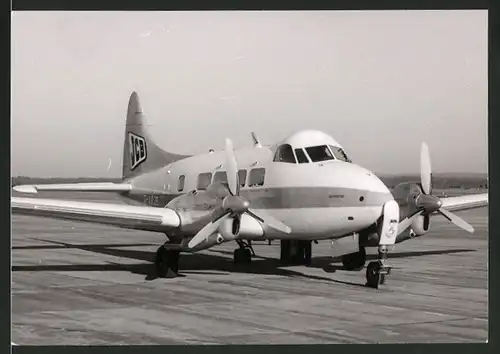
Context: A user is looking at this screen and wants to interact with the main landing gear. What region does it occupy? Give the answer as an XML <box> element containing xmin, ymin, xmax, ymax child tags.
<box><xmin>365</xmin><ymin>245</ymin><xmax>391</xmax><ymax>289</ymax></box>
<box><xmin>155</xmin><ymin>245</ymin><xmax>180</xmax><ymax>278</ymax></box>
<box><xmin>341</xmin><ymin>247</ymin><xmax>366</xmax><ymax>270</ymax></box>
<box><xmin>280</xmin><ymin>240</ymin><xmax>312</xmax><ymax>266</ymax></box>
<box><xmin>233</xmin><ymin>240</ymin><xmax>254</xmax><ymax>264</ymax></box>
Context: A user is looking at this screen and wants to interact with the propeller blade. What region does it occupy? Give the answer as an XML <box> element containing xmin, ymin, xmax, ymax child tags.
<box><xmin>188</xmin><ymin>213</ymin><xmax>230</xmax><ymax>249</ymax></box>
<box><xmin>397</xmin><ymin>210</ymin><xmax>423</xmax><ymax>236</ymax></box>
<box><xmin>225</xmin><ymin>138</ymin><xmax>239</xmax><ymax>196</ymax></box>
<box><xmin>420</xmin><ymin>142</ymin><xmax>432</xmax><ymax>195</ymax></box>
<box><xmin>247</xmin><ymin>208</ymin><xmax>292</xmax><ymax>234</ymax></box>
<box><xmin>437</xmin><ymin>208</ymin><xmax>475</xmax><ymax>233</ymax></box>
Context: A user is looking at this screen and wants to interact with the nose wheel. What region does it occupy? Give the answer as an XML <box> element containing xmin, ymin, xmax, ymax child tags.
<box><xmin>366</xmin><ymin>245</ymin><xmax>390</xmax><ymax>289</ymax></box>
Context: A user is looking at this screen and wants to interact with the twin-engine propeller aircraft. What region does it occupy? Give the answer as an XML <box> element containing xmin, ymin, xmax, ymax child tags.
<box><xmin>11</xmin><ymin>92</ymin><xmax>488</xmax><ymax>288</ymax></box>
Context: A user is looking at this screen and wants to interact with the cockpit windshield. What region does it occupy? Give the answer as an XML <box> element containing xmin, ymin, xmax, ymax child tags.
<box><xmin>304</xmin><ymin>145</ymin><xmax>335</xmax><ymax>162</ymax></box>
<box><xmin>273</xmin><ymin>144</ymin><xmax>297</xmax><ymax>163</ymax></box>
<box><xmin>329</xmin><ymin>145</ymin><xmax>352</xmax><ymax>163</ymax></box>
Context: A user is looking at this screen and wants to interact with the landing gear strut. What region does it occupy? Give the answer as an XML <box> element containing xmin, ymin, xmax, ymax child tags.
<box><xmin>233</xmin><ymin>240</ymin><xmax>253</xmax><ymax>264</ymax></box>
<box><xmin>155</xmin><ymin>245</ymin><xmax>180</xmax><ymax>278</ymax></box>
<box><xmin>366</xmin><ymin>245</ymin><xmax>391</xmax><ymax>289</ymax></box>
<box><xmin>342</xmin><ymin>247</ymin><xmax>366</xmax><ymax>270</ymax></box>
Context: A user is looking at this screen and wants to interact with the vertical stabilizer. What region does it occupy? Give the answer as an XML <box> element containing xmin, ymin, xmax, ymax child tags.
<box><xmin>122</xmin><ymin>92</ymin><xmax>187</xmax><ymax>180</ymax></box>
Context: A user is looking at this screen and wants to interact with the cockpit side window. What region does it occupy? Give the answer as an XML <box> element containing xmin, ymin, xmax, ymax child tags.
<box><xmin>273</xmin><ymin>144</ymin><xmax>297</xmax><ymax>163</ymax></box>
<box><xmin>329</xmin><ymin>145</ymin><xmax>352</xmax><ymax>163</ymax></box>
<box><xmin>294</xmin><ymin>148</ymin><xmax>309</xmax><ymax>164</ymax></box>
<box><xmin>305</xmin><ymin>145</ymin><xmax>335</xmax><ymax>162</ymax></box>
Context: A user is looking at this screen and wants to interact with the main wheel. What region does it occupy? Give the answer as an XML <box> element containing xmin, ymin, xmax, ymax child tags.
<box><xmin>303</xmin><ymin>241</ymin><xmax>312</xmax><ymax>266</ymax></box>
<box><xmin>234</xmin><ymin>248</ymin><xmax>252</xmax><ymax>264</ymax></box>
<box><xmin>155</xmin><ymin>246</ymin><xmax>179</xmax><ymax>278</ymax></box>
<box><xmin>169</xmin><ymin>250</ymin><xmax>180</xmax><ymax>274</ymax></box>
<box><xmin>366</xmin><ymin>261</ymin><xmax>381</xmax><ymax>289</ymax></box>
<box><xmin>342</xmin><ymin>248</ymin><xmax>366</xmax><ymax>271</ymax></box>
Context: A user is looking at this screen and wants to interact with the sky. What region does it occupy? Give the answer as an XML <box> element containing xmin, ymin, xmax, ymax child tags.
<box><xmin>11</xmin><ymin>10</ymin><xmax>488</xmax><ymax>178</ymax></box>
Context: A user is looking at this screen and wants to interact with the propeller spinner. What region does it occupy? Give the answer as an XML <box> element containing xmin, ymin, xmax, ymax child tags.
<box><xmin>188</xmin><ymin>138</ymin><xmax>291</xmax><ymax>249</ymax></box>
<box><xmin>398</xmin><ymin>142</ymin><xmax>474</xmax><ymax>235</ymax></box>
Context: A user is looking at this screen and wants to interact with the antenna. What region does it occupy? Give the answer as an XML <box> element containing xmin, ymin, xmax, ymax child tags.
<box><xmin>251</xmin><ymin>132</ymin><xmax>262</xmax><ymax>147</ymax></box>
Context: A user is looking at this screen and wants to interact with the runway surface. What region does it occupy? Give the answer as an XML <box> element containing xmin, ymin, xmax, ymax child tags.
<box><xmin>11</xmin><ymin>192</ymin><xmax>488</xmax><ymax>345</ymax></box>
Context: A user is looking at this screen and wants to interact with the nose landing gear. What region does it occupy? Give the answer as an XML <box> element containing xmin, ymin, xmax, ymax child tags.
<box><xmin>366</xmin><ymin>245</ymin><xmax>391</xmax><ymax>289</ymax></box>
<box><xmin>364</xmin><ymin>200</ymin><xmax>399</xmax><ymax>289</ymax></box>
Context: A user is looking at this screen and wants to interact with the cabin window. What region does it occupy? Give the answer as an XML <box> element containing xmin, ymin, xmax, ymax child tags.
<box><xmin>177</xmin><ymin>175</ymin><xmax>186</xmax><ymax>192</ymax></box>
<box><xmin>295</xmin><ymin>148</ymin><xmax>309</xmax><ymax>164</ymax></box>
<box><xmin>305</xmin><ymin>145</ymin><xmax>335</xmax><ymax>162</ymax></box>
<box><xmin>273</xmin><ymin>144</ymin><xmax>296</xmax><ymax>163</ymax></box>
<box><xmin>329</xmin><ymin>145</ymin><xmax>352</xmax><ymax>163</ymax></box>
<box><xmin>213</xmin><ymin>169</ymin><xmax>247</xmax><ymax>187</ymax></box>
<box><xmin>238</xmin><ymin>169</ymin><xmax>247</xmax><ymax>187</ymax></box>
<box><xmin>213</xmin><ymin>171</ymin><xmax>228</xmax><ymax>184</ymax></box>
<box><xmin>248</xmin><ymin>168</ymin><xmax>266</xmax><ymax>187</ymax></box>
<box><xmin>197</xmin><ymin>172</ymin><xmax>212</xmax><ymax>190</ymax></box>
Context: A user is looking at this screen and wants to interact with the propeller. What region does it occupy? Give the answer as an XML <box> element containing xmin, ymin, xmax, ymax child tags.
<box><xmin>188</xmin><ymin>138</ymin><xmax>291</xmax><ymax>249</ymax></box>
<box><xmin>398</xmin><ymin>142</ymin><xmax>474</xmax><ymax>235</ymax></box>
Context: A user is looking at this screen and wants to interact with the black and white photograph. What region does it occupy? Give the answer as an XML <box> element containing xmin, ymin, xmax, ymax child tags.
<box><xmin>11</xmin><ymin>10</ymin><xmax>488</xmax><ymax>345</ymax></box>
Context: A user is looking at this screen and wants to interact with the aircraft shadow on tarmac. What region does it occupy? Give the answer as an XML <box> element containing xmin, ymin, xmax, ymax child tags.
<box><xmin>12</xmin><ymin>238</ymin><xmax>475</xmax><ymax>288</ymax></box>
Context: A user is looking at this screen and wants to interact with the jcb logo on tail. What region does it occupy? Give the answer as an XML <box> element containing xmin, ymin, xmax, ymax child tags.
<box><xmin>129</xmin><ymin>133</ymin><xmax>147</xmax><ymax>170</ymax></box>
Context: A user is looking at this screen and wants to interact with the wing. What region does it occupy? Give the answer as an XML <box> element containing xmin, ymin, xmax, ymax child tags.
<box><xmin>11</xmin><ymin>197</ymin><xmax>180</xmax><ymax>232</ymax></box>
<box><xmin>439</xmin><ymin>193</ymin><xmax>488</xmax><ymax>212</ymax></box>
<box><xmin>13</xmin><ymin>182</ymin><xmax>132</xmax><ymax>194</ymax></box>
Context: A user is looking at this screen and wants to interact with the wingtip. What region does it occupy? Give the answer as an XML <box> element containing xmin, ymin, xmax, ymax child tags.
<box><xmin>13</xmin><ymin>185</ymin><xmax>38</xmax><ymax>194</ymax></box>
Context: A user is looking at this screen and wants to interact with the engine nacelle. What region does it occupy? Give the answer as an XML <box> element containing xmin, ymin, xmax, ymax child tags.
<box><xmin>218</xmin><ymin>214</ymin><xmax>264</xmax><ymax>241</ymax></box>
<box><xmin>411</xmin><ymin>214</ymin><xmax>431</xmax><ymax>236</ymax></box>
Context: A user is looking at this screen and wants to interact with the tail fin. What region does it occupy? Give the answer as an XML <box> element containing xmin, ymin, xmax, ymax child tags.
<box><xmin>122</xmin><ymin>92</ymin><xmax>188</xmax><ymax>180</ymax></box>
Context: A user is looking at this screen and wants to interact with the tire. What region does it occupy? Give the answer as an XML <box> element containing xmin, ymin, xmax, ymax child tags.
<box><xmin>169</xmin><ymin>251</ymin><xmax>180</xmax><ymax>274</ymax></box>
<box><xmin>233</xmin><ymin>248</ymin><xmax>243</xmax><ymax>264</ymax></box>
<box><xmin>366</xmin><ymin>261</ymin><xmax>381</xmax><ymax>289</ymax></box>
<box><xmin>155</xmin><ymin>246</ymin><xmax>169</xmax><ymax>278</ymax></box>
<box><xmin>243</xmin><ymin>248</ymin><xmax>252</xmax><ymax>263</ymax></box>
<box><xmin>155</xmin><ymin>246</ymin><xmax>179</xmax><ymax>277</ymax></box>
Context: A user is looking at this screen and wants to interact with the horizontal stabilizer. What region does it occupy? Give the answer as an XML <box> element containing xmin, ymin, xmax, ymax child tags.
<box><xmin>13</xmin><ymin>183</ymin><xmax>132</xmax><ymax>194</ymax></box>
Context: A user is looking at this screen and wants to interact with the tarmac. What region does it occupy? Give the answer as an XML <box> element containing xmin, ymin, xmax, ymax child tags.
<box><xmin>11</xmin><ymin>192</ymin><xmax>488</xmax><ymax>345</ymax></box>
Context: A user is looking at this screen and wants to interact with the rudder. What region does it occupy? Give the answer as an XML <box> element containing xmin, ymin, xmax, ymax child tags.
<box><xmin>122</xmin><ymin>92</ymin><xmax>187</xmax><ymax>180</ymax></box>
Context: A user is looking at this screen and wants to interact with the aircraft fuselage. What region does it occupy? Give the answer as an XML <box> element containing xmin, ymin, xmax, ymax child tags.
<box><xmin>119</xmin><ymin>144</ymin><xmax>394</xmax><ymax>240</ymax></box>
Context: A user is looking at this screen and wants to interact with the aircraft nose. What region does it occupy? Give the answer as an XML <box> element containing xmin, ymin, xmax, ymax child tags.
<box><xmin>346</xmin><ymin>163</ymin><xmax>392</xmax><ymax>195</ymax></box>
